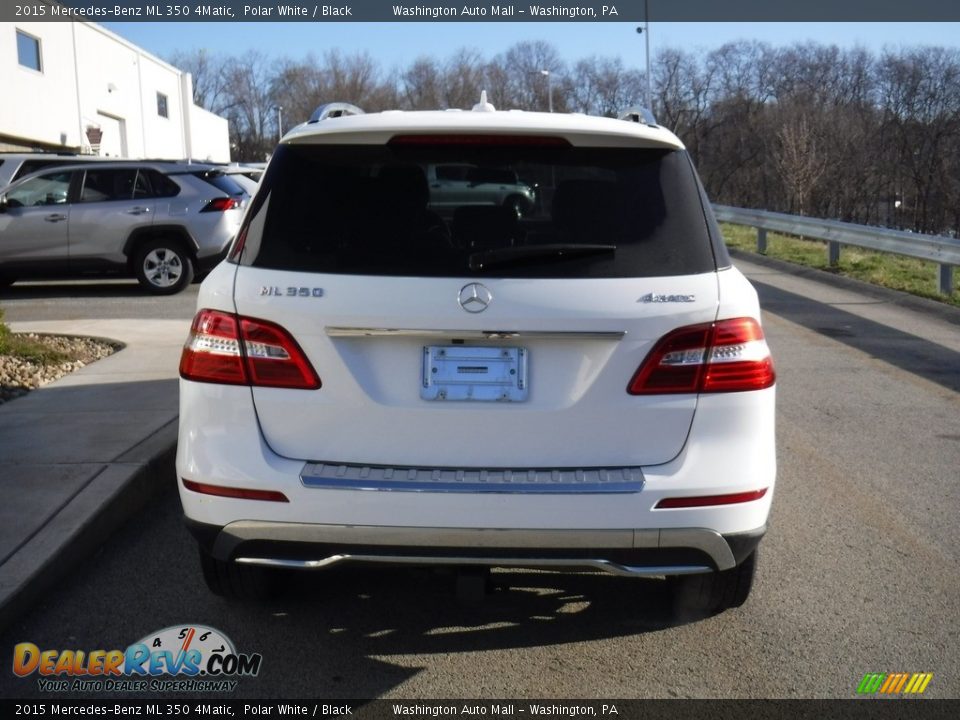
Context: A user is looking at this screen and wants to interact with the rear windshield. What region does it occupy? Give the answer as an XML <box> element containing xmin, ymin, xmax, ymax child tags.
<box><xmin>192</xmin><ymin>171</ymin><xmax>247</xmax><ymax>197</ymax></box>
<box><xmin>236</xmin><ymin>142</ymin><xmax>715</xmax><ymax>278</ymax></box>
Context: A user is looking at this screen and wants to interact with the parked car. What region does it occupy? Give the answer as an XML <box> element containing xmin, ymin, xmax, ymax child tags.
<box><xmin>426</xmin><ymin>163</ymin><xmax>536</xmax><ymax>218</ymax></box>
<box><xmin>0</xmin><ymin>161</ymin><xmax>248</xmax><ymax>293</ymax></box>
<box><xmin>0</xmin><ymin>151</ymin><xmax>118</xmax><ymax>191</ymax></box>
<box><xmin>221</xmin><ymin>164</ymin><xmax>263</xmax><ymax>197</ymax></box>
<box><xmin>177</xmin><ymin>98</ymin><xmax>776</xmax><ymax>614</ymax></box>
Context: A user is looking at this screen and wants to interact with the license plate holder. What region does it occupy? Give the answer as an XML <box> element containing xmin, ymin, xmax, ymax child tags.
<box><xmin>422</xmin><ymin>346</ymin><xmax>528</xmax><ymax>402</ymax></box>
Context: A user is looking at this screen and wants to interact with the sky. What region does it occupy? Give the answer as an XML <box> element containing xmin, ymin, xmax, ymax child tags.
<box><xmin>104</xmin><ymin>22</ymin><xmax>960</xmax><ymax>71</ymax></box>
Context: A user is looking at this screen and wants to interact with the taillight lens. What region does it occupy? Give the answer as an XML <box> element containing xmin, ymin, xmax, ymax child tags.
<box><xmin>180</xmin><ymin>309</ymin><xmax>321</xmax><ymax>389</ymax></box>
<box><xmin>201</xmin><ymin>197</ymin><xmax>240</xmax><ymax>212</ymax></box>
<box><xmin>628</xmin><ymin>317</ymin><xmax>775</xmax><ymax>394</ymax></box>
<box><xmin>179</xmin><ymin>310</ymin><xmax>246</xmax><ymax>384</ymax></box>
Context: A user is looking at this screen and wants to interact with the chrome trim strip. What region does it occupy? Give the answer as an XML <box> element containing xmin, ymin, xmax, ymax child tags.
<box><xmin>325</xmin><ymin>327</ymin><xmax>625</xmax><ymax>340</ymax></box>
<box><xmin>213</xmin><ymin>522</ymin><xmax>742</xmax><ymax>571</ymax></box>
<box><xmin>220</xmin><ymin>523</ymin><xmax>638</xmax><ymax>550</ymax></box>
<box><xmin>301</xmin><ymin>478</ymin><xmax>643</xmax><ymax>494</ymax></box>
<box><xmin>301</xmin><ymin>463</ymin><xmax>644</xmax><ymax>494</ymax></box>
<box><xmin>236</xmin><ymin>555</ymin><xmax>713</xmax><ymax>578</ymax></box>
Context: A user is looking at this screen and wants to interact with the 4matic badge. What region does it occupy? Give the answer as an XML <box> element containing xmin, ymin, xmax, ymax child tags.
<box><xmin>13</xmin><ymin>624</ymin><xmax>262</xmax><ymax>693</ymax></box>
<box><xmin>637</xmin><ymin>292</ymin><xmax>696</xmax><ymax>303</ymax></box>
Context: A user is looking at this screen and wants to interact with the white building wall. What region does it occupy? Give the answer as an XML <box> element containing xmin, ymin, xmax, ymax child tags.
<box><xmin>0</xmin><ymin>20</ymin><xmax>229</xmax><ymax>162</ymax></box>
<box><xmin>190</xmin><ymin>106</ymin><xmax>231</xmax><ymax>163</ymax></box>
<box><xmin>1</xmin><ymin>22</ymin><xmax>80</xmax><ymax>150</ymax></box>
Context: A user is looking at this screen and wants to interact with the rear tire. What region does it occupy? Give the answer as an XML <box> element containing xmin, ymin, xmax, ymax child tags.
<box><xmin>133</xmin><ymin>239</ymin><xmax>194</xmax><ymax>295</ymax></box>
<box><xmin>671</xmin><ymin>550</ymin><xmax>757</xmax><ymax>617</ymax></box>
<box><xmin>199</xmin><ymin>549</ymin><xmax>277</xmax><ymax>601</ymax></box>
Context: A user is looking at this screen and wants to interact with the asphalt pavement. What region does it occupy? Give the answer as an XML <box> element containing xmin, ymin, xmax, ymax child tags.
<box><xmin>0</xmin><ymin>258</ymin><xmax>960</xmax><ymax>648</ymax></box>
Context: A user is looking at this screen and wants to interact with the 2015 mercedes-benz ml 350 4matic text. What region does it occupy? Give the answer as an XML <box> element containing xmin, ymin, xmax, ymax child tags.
<box><xmin>177</xmin><ymin>98</ymin><xmax>776</xmax><ymax>614</ymax></box>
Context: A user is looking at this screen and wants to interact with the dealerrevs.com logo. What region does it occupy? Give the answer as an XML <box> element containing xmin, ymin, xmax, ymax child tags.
<box><xmin>12</xmin><ymin>625</ymin><xmax>262</xmax><ymax>693</ymax></box>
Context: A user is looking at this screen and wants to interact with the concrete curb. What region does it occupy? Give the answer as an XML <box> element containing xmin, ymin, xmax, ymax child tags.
<box><xmin>0</xmin><ymin>420</ymin><xmax>177</xmax><ymax>633</ymax></box>
<box><xmin>0</xmin><ymin>318</ymin><xmax>187</xmax><ymax>634</ymax></box>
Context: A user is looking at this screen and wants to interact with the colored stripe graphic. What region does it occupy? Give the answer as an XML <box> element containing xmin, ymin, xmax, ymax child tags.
<box><xmin>857</xmin><ymin>674</ymin><xmax>886</xmax><ymax>694</ymax></box>
<box><xmin>857</xmin><ymin>672</ymin><xmax>933</xmax><ymax>695</ymax></box>
<box><xmin>906</xmin><ymin>674</ymin><xmax>934</xmax><ymax>694</ymax></box>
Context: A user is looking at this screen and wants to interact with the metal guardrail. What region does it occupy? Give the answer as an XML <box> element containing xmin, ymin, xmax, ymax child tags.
<box><xmin>713</xmin><ymin>205</ymin><xmax>960</xmax><ymax>295</ymax></box>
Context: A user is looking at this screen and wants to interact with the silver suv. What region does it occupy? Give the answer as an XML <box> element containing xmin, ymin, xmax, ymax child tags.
<box><xmin>426</xmin><ymin>163</ymin><xmax>536</xmax><ymax>218</ymax></box>
<box><xmin>0</xmin><ymin>162</ymin><xmax>247</xmax><ymax>294</ymax></box>
<box><xmin>0</xmin><ymin>152</ymin><xmax>118</xmax><ymax>191</ymax></box>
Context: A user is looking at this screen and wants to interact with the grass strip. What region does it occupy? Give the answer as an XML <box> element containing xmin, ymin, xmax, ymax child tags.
<box><xmin>721</xmin><ymin>223</ymin><xmax>960</xmax><ymax>308</ymax></box>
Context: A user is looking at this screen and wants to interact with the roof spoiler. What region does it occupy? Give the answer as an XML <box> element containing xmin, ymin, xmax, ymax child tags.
<box><xmin>308</xmin><ymin>103</ymin><xmax>366</xmax><ymax>123</ymax></box>
<box><xmin>618</xmin><ymin>107</ymin><xmax>658</xmax><ymax>128</ymax></box>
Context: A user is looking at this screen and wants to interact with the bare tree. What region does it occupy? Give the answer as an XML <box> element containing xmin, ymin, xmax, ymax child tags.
<box><xmin>163</xmin><ymin>38</ymin><xmax>960</xmax><ymax>234</ymax></box>
<box><xmin>443</xmin><ymin>48</ymin><xmax>486</xmax><ymax>109</ymax></box>
<box><xmin>571</xmin><ymin>56</ymin><xmax>643</xmax><ymax>117</ymax></box>
<box><xmin>400</xmin><ymin>56</ymin><xmax>443</xmax><ymax>109</ymax></box>
<box><xmin>772</xmin><ymin>114</ymin><xmax>828</xmax><ymax>215</ymax></box>
<box><xmin>168</xmin><ymin>49</ymin><xmax>233</xmax><ymax>115</ymax></box>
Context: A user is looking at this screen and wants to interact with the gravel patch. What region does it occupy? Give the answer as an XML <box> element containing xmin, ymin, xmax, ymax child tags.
<box><xmin>0</xmin><ymin>334</ymin><xmax>122</xmax><ymax>405</ymax></box>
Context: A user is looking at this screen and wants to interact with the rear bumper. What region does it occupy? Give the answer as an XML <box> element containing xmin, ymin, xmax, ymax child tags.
<box><xmin>185</xmin><ymin>516</ymin><xmax>765</xmax><ymax>575</ymax></box>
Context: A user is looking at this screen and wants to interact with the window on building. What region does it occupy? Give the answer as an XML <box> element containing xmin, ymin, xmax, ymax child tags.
<box><xmin>157</xmin><ymin>92</ymin><xmax>169</xmax><ymax>118</ymax></box>
<box><xmin>16</xmin><ymin>30</ymin><xmax>42</xmax><ymax>72</ymax></box>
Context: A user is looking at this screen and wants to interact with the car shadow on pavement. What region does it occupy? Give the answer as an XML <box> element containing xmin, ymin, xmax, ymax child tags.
<box><xmin>0</xmin><ymin>281</ymin><xmax>154</xmax><ymax>300</ymax></box>
<box><xmin>0</xmin><ymin>482</ymin><xmax>710</xmax><ymax>700</ymax></box>
<box><xmin>751</xmin><ymin>280</ymin><xmax>960</xmax><ymax>393</ymax></box>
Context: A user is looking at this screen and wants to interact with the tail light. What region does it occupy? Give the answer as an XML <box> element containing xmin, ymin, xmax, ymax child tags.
<box><xmin>628</xmin><ymin>317</ymin><xmax>775</xmax><ymax>395</ymax></box>
<box><xmin>180</xmin><ymin>309</ymin><xmax>321</xmax><ymax>389</ymax></box>
<box><xmin>200</xmin><ymin>197</ymin><xmax>240</xmax><ymax>212</ymax></box>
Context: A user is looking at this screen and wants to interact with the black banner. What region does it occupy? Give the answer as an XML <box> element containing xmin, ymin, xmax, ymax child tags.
<box><xmin>5</xmin><ymin>0</ymin><xmax>960</xmax><ymax>23</ymax></box>
<box><xmin>2</xmin><ymin>700</ymin><xmax>960</xmax><ymax>719</ymax></box>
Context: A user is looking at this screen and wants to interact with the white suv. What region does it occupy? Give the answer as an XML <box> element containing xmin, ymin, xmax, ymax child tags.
<box><xmin>176</xmin><ymin>98</ymin><xmax>776</xmax><ymax>614</ymax></box>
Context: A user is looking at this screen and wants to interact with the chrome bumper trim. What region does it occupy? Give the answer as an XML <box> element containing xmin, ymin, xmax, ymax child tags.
<box><xmin>325</xmin><ymin>327</ymin><xmax>625</xmax><ymax>340</ymax></box>
<box><xmin>213</xmin><ymin>523</ymin><xmax>741</xmax><ymax>571</ymax></box>
<box><xmin>236</xmin><ymin>555</ymin><xmax>713</xmax><ymax>578</ymax></box>
<box><xmin>301</xmin><ymin>462</ymin><xmax>645</xmax><ymax>494</ymax></box>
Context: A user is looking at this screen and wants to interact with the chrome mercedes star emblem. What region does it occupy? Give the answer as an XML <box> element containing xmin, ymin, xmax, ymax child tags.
<box><xmin>458</xmin><ymin>283</ymin><xmax>492</xmax><ymax>313</ymax></box>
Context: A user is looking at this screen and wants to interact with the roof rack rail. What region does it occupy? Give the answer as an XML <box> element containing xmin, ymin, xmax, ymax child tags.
<box><xmin>308</xmin><ymin>102</ymin><xmax>366</xmax><ymax>123</ymax></box>
<box><xmin>618</xmin><ymin>107</ymin><xmax>658</xmax><ymax>128</ymax></box>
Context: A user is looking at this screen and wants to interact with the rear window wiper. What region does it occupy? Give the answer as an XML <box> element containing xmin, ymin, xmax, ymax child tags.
<box><xmin>468</xmin><ymin>244</ymin><xmax>616</xmax><ymax>271</ymax></box>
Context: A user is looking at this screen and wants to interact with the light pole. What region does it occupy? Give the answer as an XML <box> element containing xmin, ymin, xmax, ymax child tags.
<box><xmin>276</xmin><ymin>106</ymin><xmax>283</xmax><ymax>142</ymax></box>
<box><xmin>636</xmin><ymin>0</ymin><xmax>652</xmax><ymax>110</ymax></box>
<box><xmin>531</xmin><ymin>69</ymin><xmax>554</xmax><ymax>113</ymax></box>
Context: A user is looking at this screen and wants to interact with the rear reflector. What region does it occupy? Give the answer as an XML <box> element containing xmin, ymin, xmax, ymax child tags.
<box><xmin>180</xmin><ymin>309</ymin><xmax>321</xmax><ymax>389</ymax></box>
<box><xmin>201</xmin><ymin>197</ymin><xmax>240</xmax><ymax>212</ymax></box>
<box><xmin>628</xmin><ymin>317</ymin><xmax>775</xmax><ymax>394</ymax></box>
<box><xmin>182</xmin><ymin>479</ymin><xmax>289</xmax><ymax>503</ymax></box>
<box><xmin>655</xmin><ymin>488</ymin><xmax>768</xmax><ymax>509</ymax></box>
